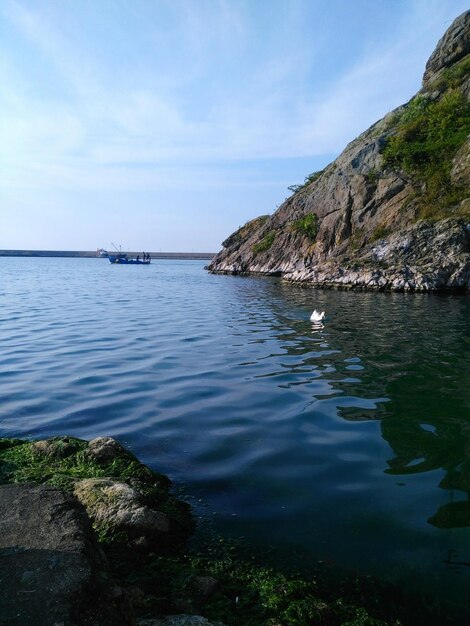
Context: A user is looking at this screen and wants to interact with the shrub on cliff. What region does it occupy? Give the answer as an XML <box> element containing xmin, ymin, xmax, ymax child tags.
<box><xmin>428</xmin><ymin>55</ymin><xmax>470</xmax><ymax>92</ymax></box>
<box><xmin>252</xmin><ymin>231</ymin><xmax>276</xmax><ymax>255</ymax></box>
<box><xmin>288</xmin><ymin>170</ymin><xmax>324</xmax><ymax>194</ymax></box>
<box><xmin>382</xmin><ymin>89</ymin><xmax>470</xmax><ymax>214</ymax></box>
<box><xmin>291</xmin><ymin>213</ymin><xmax>319</xmax><ymax>241</ymax></box>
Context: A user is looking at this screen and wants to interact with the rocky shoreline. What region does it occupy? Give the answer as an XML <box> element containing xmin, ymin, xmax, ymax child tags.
<box><xmin>209</xmin><ymin>217</ymin><xmax>470</xmax><ymax>292</ymax></box>
<box><xmin>284</xmin><ymin>218</ymin><xmax>470</xmax><ymax>292</ymax></box>
<box><xmin>0</xmin><ymin>435</ymin><xmax>467</xmax><ymax>626</ymax></box>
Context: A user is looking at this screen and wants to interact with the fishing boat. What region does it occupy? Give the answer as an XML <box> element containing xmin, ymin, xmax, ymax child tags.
<box><xmin>107</xmin><ymin>244</ymin><xmax>151</xmax><ymax>265</ymax></box>
<box><xmin>108</xmin><ymin>254</ymin><xmax>151</xmax><ymax>265</ymax></box>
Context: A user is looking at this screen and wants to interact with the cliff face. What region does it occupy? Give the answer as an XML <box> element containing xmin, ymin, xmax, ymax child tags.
<box><xmin>208</xmin><ymin>11</ymin><xmax>470</xmax><ymax>291</ymax></box>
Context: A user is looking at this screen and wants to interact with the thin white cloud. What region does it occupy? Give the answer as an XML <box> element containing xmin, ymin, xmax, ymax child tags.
<box><xmin>1</xmin><ymin>0</ymin><xmax>468</xmax><ymax>189</ymax></box>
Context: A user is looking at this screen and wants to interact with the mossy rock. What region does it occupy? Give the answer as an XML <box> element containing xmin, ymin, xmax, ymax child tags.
<box><xmin>0</xmin><ymin>436</ymin><xmax>169</xmax><ymax>490</ymax></box>
<box><xmin>0</xmin><ymin>436</ymin><xmax>193</xmax><ymax>552</ymax></box>
<box><xmin>0</xmin><ymin>437</ymin><xmax>24</xmax><ymax>452</ymax></box>
<box><xmin>73</xmin><ymin>477</ymin><xmax>171</xmax><ymax>549</ymax></box>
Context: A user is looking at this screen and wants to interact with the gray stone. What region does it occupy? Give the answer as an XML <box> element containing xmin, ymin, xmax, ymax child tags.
<box><xmin>0</xmin><ymin>483</ymin><xmax>132</xmax><ymax>626</ymax></box>
<box><xmin>451</xmin><ymin>137</ymin><xmax>470</xmax><ymax>187</ymax></box>
<box><xmin>85</xmin><ymin>436</ymin><xmax>129</xmax><ymax>463</ymax></box>
<box><xmin>74</xmin><ymin>478</ymin><xmax>170</xmax><ymax>549</ymax></box>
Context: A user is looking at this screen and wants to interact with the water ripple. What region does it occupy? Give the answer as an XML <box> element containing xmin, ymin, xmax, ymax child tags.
<box><xmin>1</xmin><ymin>257</ymin><xmax>470</xmax><ymax>604</ymax></box>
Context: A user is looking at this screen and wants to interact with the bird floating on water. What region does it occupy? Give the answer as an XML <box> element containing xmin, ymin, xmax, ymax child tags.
<box><xmin>310</xmin><ymin>309</ymin><xmax>325</xmax><ymax>322</ymax></box>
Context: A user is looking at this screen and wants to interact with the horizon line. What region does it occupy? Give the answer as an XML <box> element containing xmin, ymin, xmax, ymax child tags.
<box><xmin>0</xmin><ymin>249</ymin><xmax>216</xmax><ymax>259</ymax></box>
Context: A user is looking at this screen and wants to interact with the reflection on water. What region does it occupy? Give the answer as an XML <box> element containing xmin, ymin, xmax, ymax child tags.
<box><xmin>350</xmin><ymin>295</ymin><xmax>470</xmax><ymax>531</ymax></box>
<box><xmin>384</xmin><ymin>416</ymin><xmax>470</xmax><ymax>529</ymax></box>
<box><xmin>1</xmin><ymin>258</ymin><xmax>470</xmax><ymax>607</ymax></box>
<box><xmin>302</xmin><ymin>287</ymin><xmax>470</xmax><ymax>532</ymax></box>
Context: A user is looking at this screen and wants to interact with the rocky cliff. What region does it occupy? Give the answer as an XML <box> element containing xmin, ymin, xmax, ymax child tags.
<box><xmin>207</xmin><ymin>11</ymin><xmax>470</xmax><ymax>292</ymax></box>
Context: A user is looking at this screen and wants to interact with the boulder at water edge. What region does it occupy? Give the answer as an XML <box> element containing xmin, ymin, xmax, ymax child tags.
<box><xmin>0</xmin><ymin>483</ymin><xmax>132</xmax><ymax>626</ymax></box>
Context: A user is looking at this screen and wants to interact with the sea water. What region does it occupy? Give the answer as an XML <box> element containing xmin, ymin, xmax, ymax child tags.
<box><xmin>1</xmin><ymin>256</ymin><xmax>470</xmax><ymax>608</ymax></box>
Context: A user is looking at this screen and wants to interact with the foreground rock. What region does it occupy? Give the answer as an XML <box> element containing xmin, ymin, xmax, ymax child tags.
<box><xmin>0</xmin><ymin>435</ymin><xmax>192</xmax><ymax>554</ymax></box>
<box><xmin>74</xmin><ymin>478</ymin><xmax>171</xmax><ymax>552</ymax></box>
<box><xmin>0</xmin><ymin>483</ymin><xmax>131</xmax><ymax>626</ymax></box>
<box><xmin>0</xmin><ymin>437</ymin><xmax>217</xmax><ymax>626</ymax></box>
<box><xmin>207</xmin><ymin>11</ymin><xmax>470</xmax><ymax>292</ymax></box>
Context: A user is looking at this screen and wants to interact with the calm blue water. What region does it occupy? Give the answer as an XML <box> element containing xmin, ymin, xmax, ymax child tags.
<box><xmin>1</xmin><ymin>257</ymin><xmax>470</xmax><ymax>607</ymax></box>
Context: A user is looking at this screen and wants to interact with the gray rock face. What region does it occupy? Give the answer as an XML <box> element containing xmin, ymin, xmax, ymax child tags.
<box><xmin>85</xmin><ymin>436</ymin><xmax>130</xmax><ymax>463</ymax></box>
<box><xmin>452</xmin><ymin>136</ymin><xmax>470</xmax><ymax>187</ymax></box>
<box><xmin>0</xmin><ymin>483</ymin><xmax>131</xmax><ymax>626</ymax></box>
<box><xmin>286</xmin><ymin>218</ymin><xmax>470</xmax><ymax>291</ymax></box>
<box><xmin>423</xmin><ymin>10</ymin><xmax>470</xmax><ymax>87</ymax></box>
<box><xmin>207</xmin><ymin>12</ymin><xmax>470</xmax><ymax>292</ymax></box>
<box><xmin>208</xmin><ymin>126</ymin><xmax>418</xmax><ymax>279</ymax></box>
<box><xmin>207</xmin><ymin>116</ymin><xmax>469</xmax><ymax>291</ymax></box>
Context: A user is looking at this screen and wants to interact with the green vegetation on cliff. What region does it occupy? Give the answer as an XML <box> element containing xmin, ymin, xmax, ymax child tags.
<box><xmin>291</xmin><ymin>213</ymin><xmax>319</xmax><ymax>241</ymax></box>
<box><xmin>428</xmin><ymin>55</ymin><xmax>470</xmax><ymax>92</ymax></box>
<box><xmin>253</xmin><ymin>231</ymin><xmax>276</xmax><ymax>255</ymax></box>
<box><xmin>288</xmin><ymin>170</ymin><xmax>325</xmax><ymax>194</ymax></box>
<box><xmin>382</xmin><ymin>88</ymin><xmax>470</xmax><ymax>217</ymax></box>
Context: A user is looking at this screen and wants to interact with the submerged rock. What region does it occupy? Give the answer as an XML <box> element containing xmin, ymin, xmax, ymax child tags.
<box><xmin>0</xmin><ymin>435</ymin><xmax>458</xmax><ymax>625</ymax></box>
<box><xmin>188</xmin><ymin>576</ymin><xmax>220</xmax><ymax>600</ymax></box>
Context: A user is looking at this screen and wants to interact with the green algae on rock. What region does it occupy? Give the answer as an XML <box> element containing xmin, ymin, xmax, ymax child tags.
<box><xmin>0</xmin><ymin>435</ymin><xmax>193</xmax><ymax>551</ymax></box>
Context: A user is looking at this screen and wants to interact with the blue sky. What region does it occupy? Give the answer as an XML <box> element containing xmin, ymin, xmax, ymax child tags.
<box><xmin>1</xmin><ymin>1</ymin><xmax>468</xmax><ymax>252</ymax></box>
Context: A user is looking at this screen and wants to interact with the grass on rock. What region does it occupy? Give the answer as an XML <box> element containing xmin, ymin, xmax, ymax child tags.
<box><xmin>382</xmin><ymin>89</ymin><xmax>470</xmax><ymax>219</ymax></box>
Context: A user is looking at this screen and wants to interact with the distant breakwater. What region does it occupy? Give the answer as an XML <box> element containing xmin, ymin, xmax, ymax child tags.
<box><xmin>0</xmin><ymin>249</ymin><xmax>215</xmax><ymax>260</ymax></box>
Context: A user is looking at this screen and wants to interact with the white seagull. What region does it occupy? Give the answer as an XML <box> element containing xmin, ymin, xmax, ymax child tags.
<box><xmin>310</xmin><ymin>309</ymin><xmax>325</xmax><ymax>322</ymax></box>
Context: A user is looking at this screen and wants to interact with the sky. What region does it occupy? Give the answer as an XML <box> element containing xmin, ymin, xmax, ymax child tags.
<box><xmin>1</xmin><ymin>1</ymin><xmax>468</xmax><ymax>252</ymax></box>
